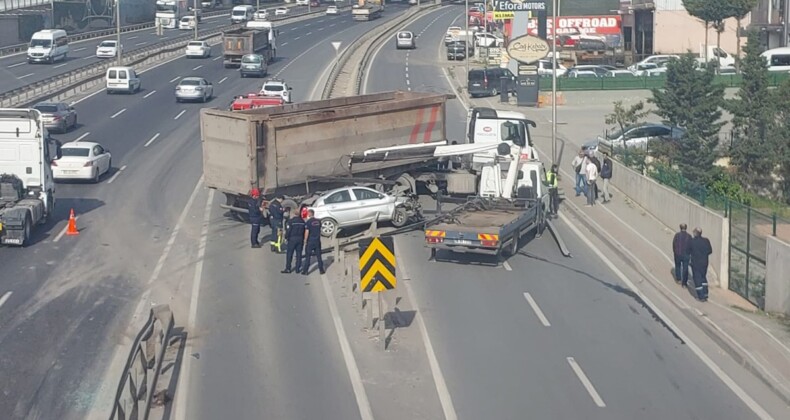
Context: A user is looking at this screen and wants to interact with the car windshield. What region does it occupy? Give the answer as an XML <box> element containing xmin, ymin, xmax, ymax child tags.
<box><xmin>242</xmin><ymin>55</ymin><xmax>261</xmax><ymax>63</ymax></box>
<box><xmin>232</xmin><ymin>10</ymin><xmax>246</xmax><ymax>16</ymax></box>
<box><xmin>61</xmin><ymin>148</ymin><xmax>90</xmax><ymax>157</ymax></box>
<box><xmin>468</xmin><ymin>70</ymin><xmax>484</xmax><ymax>81</ymax></box>
<box><xmin>188</xmin><ymin>42</ymin><xmax>204</xmax><ymax>47</ymax></box>
<box><xmin>398</xmin><ymin>33</ymin><xmax>412</xmax><ymax>39</ymax></box>
<box><xmin>180</xmin><ymin>79</ymin><xmax>201</xmax><ymax>86</ymax></box>
<box><xmin>606</xmin><ymin>127</ymin><xmax>626</xmax><ymax>140</ymax></box>
<box><xmin>264</xmin><ymin>84</ymin><xmax>284</xmax><ymax>91</ymax></box>
<box><xmin>100</xmin><ymin>41</ymin><xmax>116</xmax><ymax>47</ymax></box>
<box><xmin>34</xmin><ymin>105</ymin><xmax>58</xmax><ymax>113</ymax></box>
<box><xmin>30</xmin><ymin>39</ymin><xmax>51</xmax><ymax>48</ymax></box>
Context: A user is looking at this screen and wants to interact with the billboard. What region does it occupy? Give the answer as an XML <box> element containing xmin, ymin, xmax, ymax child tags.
<box><xmin>492</xmin><ymin>0</ymin><xmax>546</xmax><ymax>12</ymax></box>
<box><xmin>53</xmin><ymin>0</ymin><xmax>154</xmax><ymax>32</ymax></box>
<box><xmin>526</xmin><ymin>15</ymin><xmax>622</xmax><ymax>37</ymax></box>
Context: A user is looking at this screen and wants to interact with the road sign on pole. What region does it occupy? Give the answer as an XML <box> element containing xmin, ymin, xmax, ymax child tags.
<box><xmin>359</xmin><ymin>237</ymin><xmax>396</xmax><ymax>292</ymax></box>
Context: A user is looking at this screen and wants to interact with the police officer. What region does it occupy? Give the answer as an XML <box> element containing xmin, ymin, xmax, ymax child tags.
<box><xmin>281</xmin><ymin>207</ymin><xmax>305</xmax><ymax>274</ymax></box>
<box><xmin>268</xmin><ymin>195</ymin><xmax>284</xmax><ymax>253</ymax></box>
<box><xmin>689</xmin><ymin>227</ymin><xmax>713</xmax><ymax>302</ymax></box>
<box><xmin>546</xmin><ymin>164</ymin><xmax>559</xmax><ymax>216</ymax></box>
<box><xmin>247</xmin><ymin>188</ymin><xmax>263</xmax><ymax>248</ymax></box>
<box><xmin>302</xmin><ymin>209</ymin><xmax>325</xmax><ymax>275</ymax></box>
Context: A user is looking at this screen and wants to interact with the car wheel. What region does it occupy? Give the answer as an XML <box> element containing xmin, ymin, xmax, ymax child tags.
<box><xmin>176</xmin><ymin>98</ymin><xmax>181</xmax><ymax>103</ymax></box>
<box><xmin>92</xmin><ymin>169</ymin><xmax>100</xmax><ymax>184</ymax></box>
<box><xmin>391</xmin><ymin>207</ymin><xmax>408</xmax><ymax>227</ymax></box>
<box><xmin>320</xmin><ymin>218</ymin><xmax>337</xmax><ymax>238</ymax></box>
<box><xmin>491</xmin><ymin>88</ymin><xmax>498</xmax><ymax>97</ymax></box>
<box><xmin>202</xmin><ymin>93</ymin><xmax>206</xmax><ymax>103</ymax></box>
<box><xmin>71</xmin><ymin>116</ymin><xmax>77</xmax><ymax>130</ymax></box>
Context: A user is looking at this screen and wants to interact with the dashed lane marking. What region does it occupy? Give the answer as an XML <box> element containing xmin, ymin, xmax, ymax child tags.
<box><xmin>192</xmin><ymin>65</ymin><xmax>203</xmax><ymax>70</ymax></box>
<box><xmin>18</xmin><ymin>73</ymin><xmax>34</xmax><ymax>78</ymax></box>
<box><xmin>567</xmin><ymin>357</ymin><xmax>606</xmax><ymax>407</ymax></box>
<box><xmin>143</xmin><ymin>90</ymin><xmax>157</xmax><ymax>98</ymax></box>
<box><xmin>144</xmin><ymin>133</ymin><xmax>161</xmax><ymax>147</ymax></box>
<box><xmin>107</xmin><ymin>165</ymin><xmax>126</xmax><ymax>184</ymax></box>
<box><xmin>218</xmin><ymin>76</ymin><xmax>228</xmax><ymax>84</ymax></box>
<box><xmin>174</xmin><ymin>110</ymin><xmax>186</xmax><ymax>120</ymax></box>
<box><xmin>53</xmin><ymin>216</ymin><xmax>79</xmax><ymax>242</ymax></box>
<box><xmin>74</xmin><ymin>132</ymin><xmax>90</xmax><ymax>142</ymax></box>
<box><xmin>110</xmin><ymin>108</ymin><xmax>126</xmax><ymax>118</ymax></box>
<box><xmin>0</xmin><ymin>291</ymin><xmax>12</xmax><ymax>310</ymax></box>
<box><xmin>169</xmin><ymin>76</ymin><xmax>180</xmax><ymax>83</ymax></box>
<box><xmin>523</xmin><ymin>292</ymin><xmax>551</xmax><ymax>327</ymax></box>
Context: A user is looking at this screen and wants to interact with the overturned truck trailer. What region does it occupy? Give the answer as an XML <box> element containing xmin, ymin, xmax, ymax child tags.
<box><xmin>201</xmin><ymin>90</ymin><xmax>453</xmax><ymax>217</ymax></box>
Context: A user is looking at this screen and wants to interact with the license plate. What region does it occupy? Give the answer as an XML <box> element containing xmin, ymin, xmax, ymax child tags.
<box><xmin>452</xmin><ymin>239</ymin><xmax>472</xmax><ymax>245</ymax></box>
<box><xmin>63</xmin><ymin>170</ymin><xmax>78</xmax><ymax>174</ymax></box>
<box><xmin>3</xmin><ymin>238</ymin><xmax>22</xmax><ymax>245</ymax></box>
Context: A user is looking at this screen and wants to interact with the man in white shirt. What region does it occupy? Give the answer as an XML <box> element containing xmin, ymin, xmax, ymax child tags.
<box><xmin>570</xmin><ymin>151</ymin><xmax>586</xmax><ymax>197</ymax></box>
<box><xmin>585</xmin><ymin>159</ymin><xmax>598</xmax><ymax>206</ymax></box>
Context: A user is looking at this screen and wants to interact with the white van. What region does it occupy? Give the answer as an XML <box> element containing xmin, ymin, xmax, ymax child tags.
<box><xmin>231</xmin><ymin>5</ymin><xmax>254</xmax><ymax>23</ymax></box>
<box><xmin>27</xmin><ymin>29</ymin><xmax>69</xmax><ymax>64</ymax></box>
<box><xmin>761</xmin><ymin>47</ymin><xmax>790</xmax><ymax>72</ymax></box>
<box><xmin>105</xmin><ymin>66</ymin><xmax>141</xmax><ymax>94</ymax></box>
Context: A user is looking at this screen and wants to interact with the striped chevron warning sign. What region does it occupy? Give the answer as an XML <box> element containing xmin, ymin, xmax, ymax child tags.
<box><xmin>358</xmin><ymin>237</ymin><xmax>396</xmax><ymax>292</ymax></box>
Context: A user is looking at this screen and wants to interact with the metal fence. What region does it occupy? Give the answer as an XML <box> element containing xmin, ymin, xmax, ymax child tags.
<box><xmin>538</xmin><ymin>72</ymin><xmax>790</xmax><ymax>91</ymax></box>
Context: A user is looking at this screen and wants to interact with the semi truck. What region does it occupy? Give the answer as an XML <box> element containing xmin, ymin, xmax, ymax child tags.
<box><xmin>0</xmin><ymin>109</ymin><xmax>61</xmax><ymax>247</ymax></box>
<box><xmin>222</xmin><ymin>27</ymin><xmax>277</xmax><ymax>68</ymax></box>
<box><xmin>352</xmin><ymin>0</ymin><xmax>383</xmax><ymax>21</ymax></box>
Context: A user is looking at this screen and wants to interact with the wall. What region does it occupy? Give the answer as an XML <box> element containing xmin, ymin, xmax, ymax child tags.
<box><xmin>654</xmin><ymin>10</ymin><xmax>750</xmax><ymax>56</ymax></box>
<box><xmin>765</xmin><ymin>236</ymin><xmax>790</xmax><ymax>316</ymax></box>
<box><xmin>610</xmin><ymin>159</ymin><xmax>729</xmax><ymax>288</ymax></box>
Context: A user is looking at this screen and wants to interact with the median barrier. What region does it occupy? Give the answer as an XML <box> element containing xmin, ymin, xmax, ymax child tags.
<box><xmin>765</xmin><ymin>237</ymin><xmax>790</xmax><ymax>316</ymax></box>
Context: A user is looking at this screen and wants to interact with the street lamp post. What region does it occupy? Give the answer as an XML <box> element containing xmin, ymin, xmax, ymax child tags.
<box><xmin>116</xmin><ymin>0</ymin><xmax>122</xmax><ymax>66</ymax></box>
<box><xmin>551</xmin><ymin>0</ymin><xmax>557</xmax><ymax>165</ymax></box>
<box><xmin>194</xmin><ymin>0</ymin><xmax>199</xmax><ymax>40</ymax></box>
<box><xmin>465</xmin><ymin>0</ymin><xmax>469</xmax><ymax>77</ymax></box>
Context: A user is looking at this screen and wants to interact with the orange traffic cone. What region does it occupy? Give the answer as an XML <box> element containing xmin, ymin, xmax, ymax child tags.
<box><xmin>66</xmin><ymin>208</ymin><xmax>79</xmax><ymax>236</ymax></box>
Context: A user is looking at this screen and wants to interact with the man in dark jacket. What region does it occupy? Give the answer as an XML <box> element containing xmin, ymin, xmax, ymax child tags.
<box><xmin>281</xmin><ymin>208</ymin><xmax>305</xmax><ymax>274</ymax></box>
<box><xmin>689</xmin><ymin>228</ymin><xmax>713</xmax><ymax>301</ymax></box>
<box><xmin>302</xmin><ymin>209</ymin><xmax>325</xmax><ymax>275</ymax></box>
<box><xmin>268</xmin><ymin>195</ymin><xmax>284</xmax><ymax>253</ymax></box>
<box><xmin>247</xmin><ymin>188</ymin><xmax>263</xmax><ymax>248</ymax></box>
<box><xmin>672</xmin><ymin>223</ymin><xmax>692</xmax><ymax>286</ymax></box>
<box><xmin>600</xmin><ymin>153</ymin><xmax>613</xmax><ymax>203</ymax></box>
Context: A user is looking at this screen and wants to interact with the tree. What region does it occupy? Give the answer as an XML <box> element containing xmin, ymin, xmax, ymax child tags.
<box><xmin>771</xmin><ymin>81</ymin><xmax>790</xmax><ymax>203</ymax></box>
<box><xmin>728</xmin><ymin>0</ymin><xmax>758</xmax><ymax>72</ymax></box>
<box><xmin>605</xmin><ymin>100</ymin><xmax>649</xmax><ymax>151</ymax></box>
<box><xmin>684</xmin><ymin>0</ymin><xmax>735</xmax><ymax>67</ymax></box>
<box><xmin>650</xmin><ymin>54</ymin><xmax>725</xmax><ymax>182</ymax></box>
<box><xmin>727</xmin><ymin>30</ymin><xmax>777</xmax><ymax>193</ymax></box>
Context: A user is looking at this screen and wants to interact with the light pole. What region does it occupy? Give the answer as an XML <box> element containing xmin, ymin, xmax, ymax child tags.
<box><xmin>116</xmin><ymin>0</ymin><xmax>122</xmax><ymax>66</ymax></box>
<box><xmin>551</xmin><ymin>0</ymin><xmax>557</xmax><ymax>165</ymax></box>
<box><xmin>193</xmin><ymin>0</ymin><xmax>199</xmax><ymax>40</ymax></box>
<box><xmin>465</xmin><ymin>0</ymin><xmax>469</xmax><ymax>77</ymax></box>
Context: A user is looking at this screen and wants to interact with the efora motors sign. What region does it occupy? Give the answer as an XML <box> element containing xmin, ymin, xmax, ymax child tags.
<box><xmin>492</xmin><ymin>0</ymin><xmax>547</xmax><ymax>12</ymax></box>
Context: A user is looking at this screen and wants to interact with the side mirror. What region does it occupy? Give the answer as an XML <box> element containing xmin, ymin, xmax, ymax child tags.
<box><xmin>288</xmin><ymin>87</ymin><xmax>293</xmax><ymax>90</ymax></box>
<box><xmin>69</xmin><ymin>106</ymin><xmax>75</xmax><ymax>111</ymax></box>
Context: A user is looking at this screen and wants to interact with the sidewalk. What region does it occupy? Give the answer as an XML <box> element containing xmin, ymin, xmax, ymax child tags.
<box><xmin>444</xmin><ymin>63</ymin><xmax>790</xmax><ymax>407</ymax></box>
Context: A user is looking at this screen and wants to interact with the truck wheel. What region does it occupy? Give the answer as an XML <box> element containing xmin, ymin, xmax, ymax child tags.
<box><xmin>320</xmin><ymin>218</ymin><xmax>337</xmax><ymax>238</ymax></box>
<box><xmin>506</xmin><ymin>233</ymin><xmax>519</xmax><ymax>257</ymax></box>
<box><xmin>391</xmin><ymin>207</ymin><xmax>408</xmax><ymax>227</ymax></box>
<box><xmin>22</xmin><ymin>213</ymin><xmax>32</xmax><ymax>247</ymax></box>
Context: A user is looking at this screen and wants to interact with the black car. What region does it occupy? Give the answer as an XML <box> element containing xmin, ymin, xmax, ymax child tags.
<box><xmin>467</xmin><ymin>67</ymin><xmax>516</xmax><ymax>98</ymax></box>
<box><xmin>446</xmin><ymin>41</ymin><xmax>472</xmax><ymax>60</ymax></box>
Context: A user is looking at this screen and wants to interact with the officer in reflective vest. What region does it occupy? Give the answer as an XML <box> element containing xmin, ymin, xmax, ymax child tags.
<box><xmin>268</xmin><ymin>195</ymin><xmax>284</xmax><ymax>253</ymax></box>
<box><xmin>547</xmin><ymin>164</ymin><xmax>559</xmax><ymax>216</ymax></box>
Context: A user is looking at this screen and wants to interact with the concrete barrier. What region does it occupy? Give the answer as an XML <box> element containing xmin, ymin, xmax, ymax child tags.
<box><xmin>765</xmin><ymin>236</ymin><xmax>790</xmax><ymax>316</ymax></box>
<box><xmin>610</xmin><ymin>159</ymin><xmax>729</xmax><ymax>288</ymax></box>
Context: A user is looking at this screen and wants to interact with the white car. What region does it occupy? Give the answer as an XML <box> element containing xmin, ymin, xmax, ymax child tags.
<box><xmin>179</xmin><ymin>15</ymin><xmax>197</xmax><ymax>30</ymax></box>
<box><xmin>475</xmin><ymin>33</ymin><xmax>504</xmax><ymax>48</ymax></box>
<box><xmin>185</xmin><ymin>40</ymin><xmax>211</xmax><ymax>58</ymax></box>
<box><xmin>96</xmin><ymin>40</ymin><xmax>121</xmax><ymax>58</ymax></box>
<box><xmin>260</xmin><ymin>79</ymin><xmax>292</xmax><ymax>103</ymax></box>
<box><xmin>254</xmin><ymin>9</ymin><xmax>269</xmax><ymax>20</ymax></box>
<box><xmin>51</xmin><ymin>141</ymin><xmax>112</xmax><ymax>183</ymax></box>
<box><xmin>308</xmin><ymin>186</ymin><xmax>410</xmax><ymax>237</ymax></box>
<box><xmin>295</xmin><ymin>0</ymin><xmax>308</xmax><ymax>5</ymax></box>
<box><xmin>275</xmin><ymin>7</ymin><xmax>288</xmax><ymax>15</ymax></box>
<box><xmin>326</xmin><ymin>5</ymin><xmax>338</xmax><ymax>14</ymax></box>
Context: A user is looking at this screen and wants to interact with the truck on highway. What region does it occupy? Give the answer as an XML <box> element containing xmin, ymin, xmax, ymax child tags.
<box><xmin>352</xmin><ymin>0</ymin><xmax>383</xmax><ymax>21</ymax></box>
<box><xmin>156</xmin><ymin>0</ymin><xmax>188</xmax><ymax>29</ymax></box>
<box><xmin>0</xmin><ymin>109</ymin><xmax>61</xmax><ymax>247</ymax></box>
<box><xmin>222</xmin><ymin>27</ymin><xmax>277</xmax><ymax>68</ymax></box>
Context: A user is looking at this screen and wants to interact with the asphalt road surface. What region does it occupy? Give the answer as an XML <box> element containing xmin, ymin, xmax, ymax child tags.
<box><xmin>364</xmin><ymin>5</ymin><xmax>770</xmax><ymax>420</ymax></box>
<box><xmin>0</xmin><ymin>4</ymin><xmax>411</xmax><ymax>418</ymax></box>
<box><xmin>0</xmin><ymin>4</ymin><xmax>311</xmax><ymax>94</ymax></box>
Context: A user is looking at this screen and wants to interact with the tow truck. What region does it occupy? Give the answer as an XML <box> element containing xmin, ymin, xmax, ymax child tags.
<box><xmin>229</xmin><ymin>93</ymin><xmax>285</xmax><ymax>110</ymax></box>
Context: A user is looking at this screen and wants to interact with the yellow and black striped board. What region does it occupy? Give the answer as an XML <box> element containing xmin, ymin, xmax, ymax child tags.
<box><xmin>358</xmin><ymin>237</ymin><xmax>396</xmax><ymax>292</ymax></box>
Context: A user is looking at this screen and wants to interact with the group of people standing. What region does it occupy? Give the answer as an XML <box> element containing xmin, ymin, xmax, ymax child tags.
<box><xmin>570</xmin><ymin>148</ymin><xmax>613</xmax><ymax>206</ymax></box>
<box><xmin>247</xmin><ymin>189</ymin><xmax>325</xmax><ymax>276</ymax></box>
<box><xmin>672</xmin><ymin>224</ymin><xmax>713</xmax><ymax>301</ymax></box>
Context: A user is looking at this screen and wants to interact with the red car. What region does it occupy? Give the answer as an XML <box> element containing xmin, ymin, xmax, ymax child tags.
<box><xmin>310</xmin><ymin>0</ymin><xmax>320</xmax><ymax>7</ymax></box>
<box><xmin>230</xmin><ymin>94</ymin><xmax>285</xmax><ymax>111</ymax></box>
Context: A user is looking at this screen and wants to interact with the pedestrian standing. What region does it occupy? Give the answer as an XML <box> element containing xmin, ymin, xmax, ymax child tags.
<box><xmin>689</xmin><ymin>228</ymin><xmax>713</xmax><ymax>301</ymax></box>
<box><xmin>302</xmin><ymin>209</ymin><xmax>325</xmax><ymax>275</ymax></box>
<box><xmin>546</xmin><ymin>164</ymin><xmax>559</xmax><ymax>216</ymax></box>
<box><xmin>268</xmin><ymin>195</ymin><xmax>284</xmax><ymax>253</ymax></box>
<box><xmin>589</xmin><ymin>154</ymin><xmax>601</xmax><ymax>201</ymax></box>
<box><xmin>672</xmin><ymin>224</ymin><xmax>692</xmax><ymax>286</ymax></box>
<box><xmin>600</xmin><ymin>153</ymin><xmax>613</xmax><ymax>203</ymax></box>
<box><xmin>247</xmin><ymin>188</ymin><xmax>263</xmax><ymax>248</ymax></box>
<box><xmin>571</xmin><ymin>151</ymin><xmax>585</xmax><ymax>197</ymax></box>
<box><xmin>585</xmin><ymin>158</ymin><xmax>598</xmax><ymax>206</ymax></box>
<box><xmin>281</xmin><ymin>208</ymin><xmax>305</xmax><ymax>274</ymax></box>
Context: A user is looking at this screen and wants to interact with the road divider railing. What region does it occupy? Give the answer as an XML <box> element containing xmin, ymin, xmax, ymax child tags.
<box><xmin>322</xmin><ymin>2</ymin><xmax>441</xmax><ymax>99</ymax></box>
<box><xmin>109</xmin><ymin>304</ymin><xmax>177</xmax><ymax>420</ymax></box>
<box><xmin>0</xmin><ymin>5</ymin><xmax>341</xmax><ymax>108</ymax></box>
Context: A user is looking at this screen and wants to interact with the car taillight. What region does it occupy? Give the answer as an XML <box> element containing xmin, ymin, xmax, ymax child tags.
<box><xmin>84</xmin><ymin>161</ymin><xmax>94</xmax><ymax>167</ymax></box>
<box><xmin>426</xmin><ymin>236</ymin><xmax>443</xmax><ymax>244</ymax></box>
<box><xmin>480</xmin><ymin>239</ymin><xmax>498</xmax><ymax>247</ymax></box>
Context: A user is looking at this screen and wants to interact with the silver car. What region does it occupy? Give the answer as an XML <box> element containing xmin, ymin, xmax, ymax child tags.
<box><xmin>33</xmin><ymin>101</ymin><xmax>77</xmax><ymax>133</ymax></box>
<box><xmin>309</xmin><ymin>186</ymin><xmax>410</xmax><ymax>237</ymax></box>
<box><xmin>175</xmin><ymin>77</ymin><xmax>214</xmax><ymax>102</ymax></box>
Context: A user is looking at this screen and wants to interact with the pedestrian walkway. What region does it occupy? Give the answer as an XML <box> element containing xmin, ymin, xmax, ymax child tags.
<box><xmin>445</xmin><ymin>64</ymin><xmax>790</xmax><ymax>406</ymax></box>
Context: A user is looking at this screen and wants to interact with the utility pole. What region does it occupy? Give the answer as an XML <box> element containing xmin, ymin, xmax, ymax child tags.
<box><xmin>465</xmin><ymin>0</ymin><xmax>469</xmax><ymax>78</ymax></box>
<box><xmin>551</xmin><ymin>0</ymin><xmax>557</xmax><ymax>165</ymax></box>
<box><xmin>194</xmin><ymin>0</ymin><xmax>198</xmax><ymax>40</ymax></box>
<box><xmin>116</xmin><ymin>0</ymin><xmax>122</xmax><ymax>66</ymax></box>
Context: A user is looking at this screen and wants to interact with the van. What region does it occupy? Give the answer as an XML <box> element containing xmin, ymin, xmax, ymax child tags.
<box><xmin>761</xmin><ymin>47</ymin><xmax>790</xmax><ymax>72</ymax></box>
<box><xmin>231</xmin><ymin>5</ymin><xmax>254</xmax><ymax>23</ymax></box>
<box><xmin>467</xmin><ymin>67</ymin><xmax>515</xmax><ymax>98</ymax></box>
<box><xmin>27</xmin><ymin>29</ymin><xmax>69</xmax><ymax>64</ymax></box>
<box><xmin>105</xmin><ymin>66</ymin><xmax>141</xmax><ymax>94</ymax></box>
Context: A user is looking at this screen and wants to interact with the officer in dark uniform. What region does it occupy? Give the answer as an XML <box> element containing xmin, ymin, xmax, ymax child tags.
<box><xmin>302</xmin><ymin>209</ymin><xmax>325</xmax><ymax>275</ymax></box>
<box><xmin>268</xmin><ymin>195</ymin><xmax>285</xmax><ymax>253</ymax></box>
<box><xmin>247</xmin><ymin>188</ymin><xmax>263</xmax><ymax>248</ymax></box>
<box><xmin>281</xmin><ymin>207</ymin><xmax>305</xmax><ymax>274</ymax></box>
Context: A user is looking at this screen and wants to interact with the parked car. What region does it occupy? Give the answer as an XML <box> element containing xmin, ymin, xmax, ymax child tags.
<box><xmin>33</xmin><ymin>101</ymin><xmax>77</xmax><ymax>133</ymax></box>
<box><xmin>475</xmin><ymin>33</ymin><xmax>504</xmax><ymax>47</ymax></box>
<box><xmin>308</xmin><ymin>186</ymin><xmax>410</xmax><ymax>237</ymax></box>
<box><xmin>51</xmin><ymin>141</ymin><xmax>112</xmax><ymax>183</ymax></box>
<box><xmin>185</xmin><ymin>40</ymin><xmax>211</xmax><ymax>58</ymax></box>
<box><xmin>588</xmin><ymin>123</ymin><xmax>687</xmax><ymax>152</ymax></box>
<box><xmin>628</xmin><ymin>55</ymin><xmax>679</xmax><ymax>72</ymax></box>
<box><xmin>467</xmin><ymin>67</ymin><xmax>515</xmax><ymax>98</ymax></box>
<box><xmin>564</xmin><ymin>65</ymin><xmax>613</xmax><ymax>77</ymax></box>
<box><xmin>565</xmin><ymin>69</ymin><xmax>599</xmax><ymax>78</ymax></box>
<box><xmin>536</xmin><ymin>59</ymin><xmax>567</xmax><ymax>77</ymax></box>
<box><xmin>175</xmin><ymin>77</ymin><xmax>214</xmax><ymax>102</ymax></box>
<box><xmin>604</xmin><ymin>69</ymin><xmax>637</xmax><ymax>78</ymax></box>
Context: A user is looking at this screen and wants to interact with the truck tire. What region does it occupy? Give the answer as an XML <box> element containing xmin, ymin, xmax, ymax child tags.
<box><xmin>320</xmin><ymin>218</ymin><xmax>337</xmax><ymax>238</ymax></box>
<box><xmin>391</xmin><ymin>207</ymin><xmax>408</xmax><ymax>227</ymax></box>
<box><xmin>505</xmin><ymin>232</ymin><xmax>519</xmax><ymax>257</ymax></box>
<box><xmin>22</xmin><ymin>213</ymin><xmax>32</xmax><ymax>247</ymax></box>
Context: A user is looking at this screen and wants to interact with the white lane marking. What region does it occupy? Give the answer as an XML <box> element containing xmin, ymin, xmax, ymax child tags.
<box><xmin>503</xmin><ymin>261</ymin><xmax>512</xmax><ymax>271</ymax></box>
<box><xmin>18</xmin><ymin>73</ymin><xmax>34</xmax><ymax>79</ymax></box>
<box><xmin>7</xmin><ymin>62</ymin><xmax>25</xmax><ymax>68</ymax></box>
<box><xmin>83</xmin><ymin>56</ymin><xmax>94</xmax><ymax>60</ymax></box>
<box><xmin>74</xmin><ymin>132</ymin><xmax>90</xmax><ymax>142</ymax></box>
<box><xmin>567</xmin><ymin>357</ymin><xmax>606</xmax><ymax>407</ymax></box>
<box><xmin>395</xmin><ymin>240</ymin><xmax>458</xmax><ymax>420</ymax></box>
<box><xmin>281</xmin><ymin>42</ymin><xmax>288</xmax><ymax>46</ymax></box>
<box><xmin>0</xmin><ymin>291</ymin><xmax>13</xmax><ymax>310</ymax></box>
<box><xmin>169</xmin><ymin>76</ymin><xmax>180</xmax><ymax>83</ymax></box>
<box><xmin>53</xmin><ymin>215</ymin><xmax>79</xmax><ymax>243</ymax></box>
<box><xmin>143</xmin><ymin>89</ymin><xmax>157</xmax><ymax>98</ymax></box>
<box><xmin>107</xmin><ymin>165</ymin><xmax>126</xmax><ymax>184</ymax></box>
<box><xmin>290</xmin><ymin>27</ymin><xmax>297</xmax><ymax>30</ymax></box>
<box><xmin>319</xmin><ymin>272</ymin><xmax>375</xmax><ymax>420</ymax></box>
<box><xmin>306</xmin><ymin>32</ymin><xmax>312</xmax><ymax>36</ymax></box>
<box><xmin>144</xmin><ymin>132</ymin><xmax>161</xmax><ymax>147</ymax></box>
<box><xmin>192</xmin><ymin>65</ymin><xmax>203</xmax><ymax>70</ymax></box>
<box><xmin>405</xmin><ymin>79</ymin><xmax>410</xmax><ymax>86</ymax></box>
<box><xmin>329</xmin><ymin>23</ymin><xmax>335</xmax><ymax>27</ymax></box>
<box><xmin>294</xmin><ymin>36</ymin><xmax>301</xmax><ymax>40</ymax></box>
<box><xmin>127</xmin><ymin>36</ymin><xmax>138</xmax><ymax>40</ymax></box>
<box><xmin>136</xmin><ymin>42</ymin><xmax>148</xmax><ymax>46</ymax></box>
<box><xmin>218</xmin><ymin>76</ymin><xmax>227</xmax><ymax>84</ymax></box>
<box><xmin>523</xmin><ymin>292</ymin><xmax>551</xmax><ymax>327</ymax></box>
<box><xmin>54</xmin><ymin>63</ymin><xmax>68</xmax><ymax>68</ymax></box>
<box><xmin>212</xmin><ymin>55</ymin><xmax>222</xmax><ymax>61</ymax></box>
<box><xmin>173</xmin><ymin>188</ymin><xmax>214</xmax><ymax>420</ymax></box>
<box><xmin>74</xmin><ymin>47</ymin><xmax>86</xmax><ymax>52</ymax></box>
<box><xmin>110</xmin><ymin>108</ymin><xmax>126</xmax><ymax>118</ymax></box>
<box><xmin>174</xmin><ymin>110</ymin><xmax>186</xmax><ymax>120</ymax></box>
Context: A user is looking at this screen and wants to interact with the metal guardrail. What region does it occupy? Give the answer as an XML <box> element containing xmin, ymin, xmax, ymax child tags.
<box><xmin>0</xmin><ymin>6</ymin><xmax>330</xmax><ymax>108</ymax></box>
<box><xmin>110</xmin><ymin>304</ymin><xmax>175</xmax><ymax>420</ymax></box>
<box><xmin>0</xmin><ymin>0</ymin><xmax>47</xmax><ymax>12</ymax></box>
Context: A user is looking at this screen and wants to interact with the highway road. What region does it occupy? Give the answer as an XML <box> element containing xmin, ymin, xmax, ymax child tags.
<box><xmin>365</xmin><ymin>6</ymin><xmax>777</xmax><ymax>420</ymax></box>
<box><xmin>0</xmin><ymin>4</ymin><xmax>411</xmax><ymax>418</ymax></box>
<box><xmin>0</xmin><ymin>4</ymin><xmax>311</xmax><ymax>94</ymax></box>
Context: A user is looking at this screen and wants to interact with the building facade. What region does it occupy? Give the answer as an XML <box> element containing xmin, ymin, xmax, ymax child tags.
<box><xmin>748</xmin><ymin>0</ymin><xmax>789</xmax><ymax>49</ymax></box>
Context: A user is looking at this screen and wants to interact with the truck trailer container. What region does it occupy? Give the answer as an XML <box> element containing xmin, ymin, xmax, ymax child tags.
<box><xmin>222</xmin><ymin>27</ymin><xmax>276</xmax><ymax>68</ymax></box>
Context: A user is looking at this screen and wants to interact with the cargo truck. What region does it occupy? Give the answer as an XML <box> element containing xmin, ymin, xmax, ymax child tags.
<box><xmin>222</xmin><ymin>27</ymin><xmax>277</xmax><ymax>68</ymax></box>
<box><xmin>352</xmin><ymin>0</ymin><xmax>383</xmax><ymax>21</ymax></box>
<box><xmin>0</xmin><ymin>109</ymin><xmax>61</xmax><ymax>247</ymax></box>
